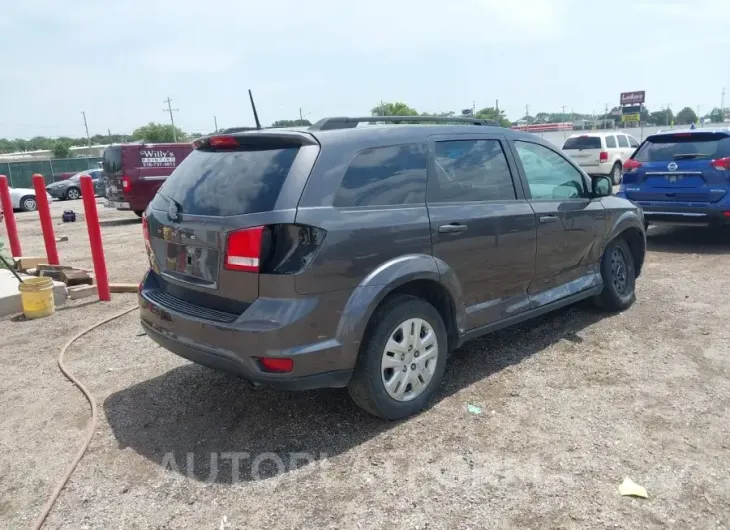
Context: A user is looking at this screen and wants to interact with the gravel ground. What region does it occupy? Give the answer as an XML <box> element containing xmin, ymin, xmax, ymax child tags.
<box><xmin>1</xmin><ymin>203</ymin><xmax>729</xmax><ymax>529</ymax></box>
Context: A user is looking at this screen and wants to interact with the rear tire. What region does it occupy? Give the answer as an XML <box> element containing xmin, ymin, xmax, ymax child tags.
<box><xmin>20</xmin><ymin>196</ymin><xmax>37</xmax><ymax>212</ymax></box>
<box><xmin>594</xmin><ymin>238</ymin><xmax>636</xmax><ymax>311</ymax></box>
<box><xmin>65</xmin><ymin>187</ymin><xmax>81</xmax><ymax>200</ymax></box>
<box><xmin>611</xmin><ymin>162</ymin><xmax>622</xmax><ymax>185</ymax></box>
<box><xmin>348</xmin><ymin>295</ymin><xmax>447</xmax><ymax>420</ymax></box>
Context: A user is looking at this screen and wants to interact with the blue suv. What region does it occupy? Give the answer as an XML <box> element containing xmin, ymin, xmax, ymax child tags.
<box><xmin>617</xmin><ymin>128</ymin><xmax>730</xmax><ymax>226</ymax></box>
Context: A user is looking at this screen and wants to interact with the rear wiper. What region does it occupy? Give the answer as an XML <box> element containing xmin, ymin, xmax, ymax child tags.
<box><xmin>672</xmin><ymin>153</ymin><xmax>708</xmax><ymax>160</ymax></box>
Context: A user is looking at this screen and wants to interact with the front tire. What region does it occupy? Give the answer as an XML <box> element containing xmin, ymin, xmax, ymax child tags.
<box><xmin>348</xmin><ymin>295</ymin><xmax>447</xmax><ymax>420</ymax></box>
<box><xmin>594</xmin><ymin>238</ymin><xmax>636</xmax><ymax>311</ymax></box>
<box><xmin>610</xmin><ymin>162</ymin><xmax>622</xmax><ymax>185</ymax></box>
<box><xmin>20</xmin><ymin>196</ymin><xmax>37</xmax><ymax>212</ymax></box>
<box><xmin>65</xmin><ymin>187</ymin><xmax>81</xmax><ymax>200</ymax></box>
<box><xmin>133</xmin><ymin>210</ymin><xmax>144</xmax><ymax>218</ymax></box>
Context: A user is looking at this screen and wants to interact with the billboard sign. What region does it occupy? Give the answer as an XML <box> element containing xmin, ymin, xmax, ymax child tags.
<box><xmin>621</xmin><ymin>113</ymin><xmax>641</xmax><ymax>123</ymax></box>
<box><xmin>620</xmin><ymin>91</ymin><xmax>645</xmax><ymax>105</ymax></box>
<box><xmin>622</xmin><ymin>105</ymin><xmax>642</xmax><ymax>115</ymax></box>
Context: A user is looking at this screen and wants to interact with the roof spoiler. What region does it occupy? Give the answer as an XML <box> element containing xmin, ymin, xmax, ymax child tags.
<box><xmin>309</xmin><ymin>115</ymin><xmax>500</xmax><ymax>131</ymax></box>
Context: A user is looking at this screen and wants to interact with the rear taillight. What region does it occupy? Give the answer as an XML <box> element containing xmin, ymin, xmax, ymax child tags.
<box><xmin>142</xmin><ymin>212</ymin><xmax>150</xmax><ymax>243</ymax></box>
<box><xmin>256</xmin><ymin>357</ymin><xmax>294</xmax><ymax>373</ymax></box>
<box><xmin>225</xmin><ymin>226</ymin><xmax>265</xmax><ymax>272</ymax></box>
<box><xmin>122</xmin><ymin>175</ymin><xmax>132</xmax><ymax>193</ymax></box>
<box><xmin>711</xmin><ymin>156</ymin><xmax>730</xmax><ymax>171</ymax></box>
<box><xmin>624</xmin><ymin>159</ymin><xmax>642</xmax><ymax>171</ymax></box>
<box><xmin>599</xmin><ymin>151</ymin><xmax>608</xmax><ymax>162</ymax></box>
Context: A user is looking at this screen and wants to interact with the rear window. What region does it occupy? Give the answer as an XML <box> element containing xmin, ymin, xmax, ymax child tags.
<box><xmin>334</xmin><ymin>144</ymin><xmax>427</xmax><ymax>207</ymax></box>
<box><xmin>634</xmin><ymin>134</ymin><xmax>730</xmax><ymax>162</ymax></box>
<box><xmin>562</xmin><ymin>136</ymin><xmax>601</xmax><ymax>150</ymax></box>
<box><xmin>156</xmin><ymin>147</ymin><xmax>299</xmax><ymax>216</ymax></box>
<box><xmin>103</xmin><ymin>147</ymin><xmax>122</xmax><ymax>174</ymax></box>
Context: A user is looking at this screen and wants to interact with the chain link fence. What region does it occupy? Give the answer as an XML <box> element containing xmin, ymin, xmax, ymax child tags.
<box><xmin>0</xmin><ymin>157</ymin><xmax>103</xmax><ymax>188</ymax></box>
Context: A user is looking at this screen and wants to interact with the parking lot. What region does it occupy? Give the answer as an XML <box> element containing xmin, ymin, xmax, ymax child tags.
<box><xmin>1</xmin><ymin>200</ymin><xmax>729</xmax><ymax>528</ymax></box>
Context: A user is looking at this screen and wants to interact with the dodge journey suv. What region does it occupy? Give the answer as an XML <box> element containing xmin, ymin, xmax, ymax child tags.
<box><xmin>139</xmin><ymin>116</ymin><xmax>646</xmax><ymax>419</ymax></box>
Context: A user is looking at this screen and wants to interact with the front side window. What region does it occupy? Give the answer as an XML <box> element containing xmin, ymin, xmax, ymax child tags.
<box><xmin>429</xmin><ymin>139</ymin><xmax>516</xmax><ymax>202</ymax></box>
<box><xmin>334</xmin><ymin>144</ymin><xmax>427</xmax><ymax>207</ymax></box>
<box><xmin>605</xmin><ymin>135</ymin><xmax>617</xmax><ymax>148</ymax></box>
<box><xmin>617</xmin><ymin>135</ymin><xmax>630</xmax><ymax>148</ymax></box>
<box><xmin>628</xmin><ymin>136</ymin><xmax>639</xmax><ymax>148</ymax></box>
<box><xmin>514</xmin><ymin>141</ymin><xmax>586</xmax><ymax>200</ymax></box>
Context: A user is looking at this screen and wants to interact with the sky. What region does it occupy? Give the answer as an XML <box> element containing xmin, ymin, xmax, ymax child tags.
<box><xmin>1</xmin><ymin>0</ymin><xmax>729</xmax><ymax>139</ymax></box>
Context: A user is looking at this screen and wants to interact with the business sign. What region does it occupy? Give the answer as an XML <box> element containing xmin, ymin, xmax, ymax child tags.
<box><xmin>622</xmin><ymin>105</ymin><xmax>642</xmax><ymax>115</ymax></box>
<box><xmin>140</xmin><ymin>149</ymin><xmax>176</xmax><ymax>168</ymax></box>
<box><xmin>621</xmin><ymin>113</ymin><xmax>641</xmax><ymax>123</ymax></box>
<box><xmin>620</xmin><ymin>91</ymin><xmax>645</xmax><ymax>105</ymax></box>
<box><xmin>461</xmin><ymin>109</ymin><xmax>473</xmax><ymax>117</ymax></box>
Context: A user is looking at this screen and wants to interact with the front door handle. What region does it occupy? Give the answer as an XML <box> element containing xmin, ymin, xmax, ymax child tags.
<box><xmin>539</xmin><ymin>215</ymin><xmax>559</xmax><ymax>224</ymax></box>
<box><xmin>439</xmin><ymin>223</ymin><xmax>468</xmax><ymax>234</ymax></box>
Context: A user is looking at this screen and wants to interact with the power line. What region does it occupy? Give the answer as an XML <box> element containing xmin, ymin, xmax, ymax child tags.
<box><xmin>163</xmin><ymin>97</ymin><xmax>179</xmax><ymax>142</ymax></box>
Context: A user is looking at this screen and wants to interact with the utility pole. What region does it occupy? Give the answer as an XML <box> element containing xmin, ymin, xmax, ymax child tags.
<box><xmin>561</xmin><ymin>105</ymin><xmax>567</xmax><ymax>140</ymax></box>
<box><xmin>163</xmin><ymin>97</ymin><xmax>179</xmax><ymax>142</ymax></box>
<box><xmin>495</xmin><ymin>99</ymin><xmax>499</xmax><ymax>114</ymax></box>
<box><xmin>81</xmin><ymin>111</ymin><xmax>90</xmax><ymax>147</ymax></box>
<box><xmin>214</xmin><ymin>116</ymin><xmax>218</xmax><ymax>133</ymax></box>
<box><xmin>722</xmin><ymin>87</ymin><xmax>726</xmax><ymax>116</ymax></box>
<box><xmin>525</xmin><ymin>104</ymin><xmax>530</xmax><ymax>123</ymax></box>
<box><xmin>108</xmin><ymin>128</ymin><xmax>112</xmax><ymax>144</ymax></box>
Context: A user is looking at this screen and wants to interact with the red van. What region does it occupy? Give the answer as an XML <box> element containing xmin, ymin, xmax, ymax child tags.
<box><xmin>103</xmin><ymin>143</ymin><xmax>192</xmax><ymax>216</ymax></box>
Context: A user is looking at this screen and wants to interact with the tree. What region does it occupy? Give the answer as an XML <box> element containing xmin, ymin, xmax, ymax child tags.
<box><xmin>649</xmin><ymin>109</ymin><xmax>674</xmax><ymax>126</ymax></box>
<box><xmin>675</xmin><ymin>107</ymin><xmax>698</xmax><ymax>125</ymax></box>
<box><xmin>271</xmin><ymin>119</ymin><xmax>312</xmax><ymax>127</ymax></box>
<box><xmin>131</xmin><ymin>122</ymin><xmax>185</xmax><ymax>143</ymax></box>
<box><xmin>371</xmin><ymin>102</ymin><xmax>419</xmax><ymax>117</ymax></box>
<box><xmin>52</xmin><ymin>141</ymin><xmax>71</xmax><ymax>159</ymax></box>
<box><xmin>710</xmin><ymin>108</ymin><xmax>724</xmax><ymax>123</ymax></box>
<box><xmin>475</xmin><ymin>107</ymin><xmax>511</xmax><ymax>127</ymax></box>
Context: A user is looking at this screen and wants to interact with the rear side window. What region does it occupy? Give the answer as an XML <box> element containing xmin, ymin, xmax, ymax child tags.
<box><xmin>562</xmin><ymin>136</ymin><xmax>601</xmax><ymax>150</ymax></box>
<box><xmin>617</xmin><ymin>135</ymin><xmax>630</xmax><ymax>148</ymax></box>
<box><xmin>605</xmin><ymin>136</ymin><xmax>617</xmax><ymax>148</ymax></box>
<box><xmin>634</xmin><ymin>134</ymin><xmax>730</xmax><ymax>162</ymax></box>
<box><xmin>430</xmin><ymin>140</ymin><xmax>516</xmax><ymax>202</ymax></box>
<box><xmin>103</xmin><ymin>147</ymin><xmax>122</xmax><ymax>174</ymax></box>
<box><xmin>334</xmin><ymin>144</ymin><xmax>427</xmax><ymax>207</ymax></box>
<box><xmin>157</xmin><ymin>147</ymin><xmax>299</xmax><ymax>216</ymax></box>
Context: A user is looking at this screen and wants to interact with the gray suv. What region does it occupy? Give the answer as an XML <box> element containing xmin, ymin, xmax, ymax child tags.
<box><xmin>139</xmin><ymin>116</ymin><xmax>646</xmax><ymax>419</ymax></box>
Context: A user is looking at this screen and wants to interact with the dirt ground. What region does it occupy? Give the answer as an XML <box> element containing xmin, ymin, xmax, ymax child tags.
<box><xmin>1</xmin><ymin>201</ymin><xmax>728</xmax><ymax>529</ymax></box>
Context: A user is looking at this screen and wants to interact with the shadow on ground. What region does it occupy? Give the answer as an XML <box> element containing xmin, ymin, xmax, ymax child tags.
<box><xmin>98</xmin><ymin>218</ymin><xmax>141</xmax><ymax>227</ymax></box>
<box><xmin>104</xmin><ymin>304</ymin><xmax>603</xmax><ymax>484</ymax></box>
<box><xmin>647</xmin><ymin>225</ymin><xmax>730</xmax><ymax>255</ymax></box>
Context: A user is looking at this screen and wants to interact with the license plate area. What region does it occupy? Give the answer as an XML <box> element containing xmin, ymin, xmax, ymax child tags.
<box><xmin>162</xmin><ymin>242</ymin><xmax>219</xmax><ymax>286</ymax></box>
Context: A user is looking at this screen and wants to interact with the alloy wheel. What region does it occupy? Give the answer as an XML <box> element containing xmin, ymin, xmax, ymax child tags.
<box><xmin>380</xmin><ymin>318</ymin><xmax>439</xmax><ymax>402</ymax></box>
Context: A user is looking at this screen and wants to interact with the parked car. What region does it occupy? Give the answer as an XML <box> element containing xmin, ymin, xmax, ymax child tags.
<box><xmin>6</xmin><ymin>186</ymin><xmax>53</xmax><ymax>212</ymax></box>
<box><xmin>103</xmin><ymin>143</ymin><xmax>193</xmax><ymax>217</ymax></box>
<box><xmin>617</xmin><ymin>128</ymin><xmax>730</xmax><ymax>227</ymax></box>
<box><xmin>46</xmin><ymin>169</ymin><xmax>105</xmax><ymax>200</ymax></box>
<box><xmin>138</xmin><ymin>116</ymin><xmax>646</xmax><ymax>420</ymax></box>
<box><xmin>562</xmin><ymin>132</ymin><xmax>640</xmax><ymax>185</ymax></box>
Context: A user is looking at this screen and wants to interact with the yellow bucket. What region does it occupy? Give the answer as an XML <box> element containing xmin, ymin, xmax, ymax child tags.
<box><xmin>18</xmin><ymin>276</ymin><xmax>55</xmax><ymax>319</ymax></box>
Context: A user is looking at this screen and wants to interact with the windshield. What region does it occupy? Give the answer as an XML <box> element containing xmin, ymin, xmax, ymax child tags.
<box><xmin>634</xmin><ymin>133</ymin><xmax>730</xmax><ymax>163</ymax></box>
<box><xmin>156</xmin><ymin>147</ymin><xmax>299</xmax><ymax>216</ymax></box>
<box><xmin>103</xmin><ymin>146</ymin><xmax>122</xmax><ymax>175</ymax></box>
<box><xmin>562</xmin><ymin>136</ymin><xmax>601</xmax><ymax>150</ymax></box>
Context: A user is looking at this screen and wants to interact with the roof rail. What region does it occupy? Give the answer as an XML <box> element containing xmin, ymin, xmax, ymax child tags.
<box><xmin>309</xmin><ymin>115</ymin><xmax>500</xmax><ymax>131</ymax></box>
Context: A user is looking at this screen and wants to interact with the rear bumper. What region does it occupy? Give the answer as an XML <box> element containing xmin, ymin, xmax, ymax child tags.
<box><xmin>635</xmin><ymin>202</ymin><xmax>730</xmax><ymax>224</ymax></box>
<box><xmin>138</xmin><ymin>272</ymin><xmax>356</xmax><ymax>390</ymax></box>
<box><xmin>141</xmin><ymin>319</ymin><xmax>352</xmax><ymax>390</ymax></box>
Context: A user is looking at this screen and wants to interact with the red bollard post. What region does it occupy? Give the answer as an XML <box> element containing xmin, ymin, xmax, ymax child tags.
<box><xmin>80</xmin><ymin>175</ymin><xmax>111</xmax><ymax>301</ymax></box>
<box><xmin>0</xmin><ymin>175</ymin><xmax>22</xmax><ymax>257</ymax></box>
<box><xmin>32</xmin><ymin>174</ymin><xmax>59</xmax><ymax>265</ymax></box>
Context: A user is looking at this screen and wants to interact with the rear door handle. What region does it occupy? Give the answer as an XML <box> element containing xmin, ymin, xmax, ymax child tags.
<box><xmin>438</xmin><ymin>223</ymin><xmax>468</xmax><ymax>234</ymax></box>
<box><xmin>539</xmin><ymin>215</ymin><xmax>559</xmax><ymax>224</ymax></box>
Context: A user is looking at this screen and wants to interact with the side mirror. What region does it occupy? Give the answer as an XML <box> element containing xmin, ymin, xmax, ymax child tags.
<box><xmin>592</xmin><ymin>175</ymin><xmax>612</xmax><ymax>197</ymax></box>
